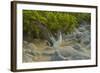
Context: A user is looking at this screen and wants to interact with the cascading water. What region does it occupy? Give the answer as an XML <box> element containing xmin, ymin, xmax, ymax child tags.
<box><xmin>49</xmin><ymin>31</ymin><xmax>90</xmax><ymax>60</ymax></box>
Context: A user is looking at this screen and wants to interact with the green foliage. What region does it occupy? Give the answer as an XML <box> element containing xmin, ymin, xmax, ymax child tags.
<box><xmin>71</xmin><ymin>13</ymin><xmax>91</xmax><ymax>24</ymax></box>
<box><xmin>23</xmin><ymin>10</ymin><xmax>91</xmax><ymax>39</ymax></box>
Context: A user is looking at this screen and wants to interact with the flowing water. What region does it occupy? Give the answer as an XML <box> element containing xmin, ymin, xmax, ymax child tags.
<box><xmin>23</xmin><ymin>23</ymin><xmax>91</xmax><ymax>62</ymax></box>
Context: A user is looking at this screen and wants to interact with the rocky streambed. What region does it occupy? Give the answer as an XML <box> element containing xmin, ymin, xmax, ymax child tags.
<box><xmin>23</xmin><ymin>23</ymin><xmax>91</xmax><ymax>62</ymax></box>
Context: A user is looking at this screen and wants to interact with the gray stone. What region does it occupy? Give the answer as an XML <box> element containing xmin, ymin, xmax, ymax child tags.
<box><xmin>23</xmin><ymin>52</ymin><xmax>33</xmax><ymax>62</ymax></box>
<box><xmin>72</xmin><ymin>44</ymin><xmax>82</xmax><ymax>51</ymax></box>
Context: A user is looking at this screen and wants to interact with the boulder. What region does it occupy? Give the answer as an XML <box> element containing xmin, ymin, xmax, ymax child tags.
<box><xmin>23</xmin><ymin>52</ymin><xmax>33</xmax><ymax>62</ymax></box>
<box><xmin>54</xmin><ymin>46</ymin><xmax>90</xmax><ymax>60</ymax></box>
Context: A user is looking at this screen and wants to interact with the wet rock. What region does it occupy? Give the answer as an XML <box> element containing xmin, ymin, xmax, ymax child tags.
<box><xmin>71</xmin><ymin>54</ymin><xmax>90</xmax><ymax>60</ymax></box>
<box><xmin>23</xmin><ymin>41</ymin><xmax>28</xmax><ymax>45</ymax></box>
<box><xmin>43</xmin><ymin>47</ymin><xmax>56</xmax><ymax>55</ymax></box>
<box><xmin>57</xmin><ymin>46</ymin><xmax>76</xmax><ymax>57</ymax></box>
<box><xmin>75</xmin><ymin>33</ymin><xmax>83</xmax><ymax>39</ymax></box>
<box><xmin>54</xmin><ymin>46</ymin><xmax>90</xmax><ymax>60</ymax></box>
<box><xmin>86</xmin><ymin>44</ymin><xmax>91</xmax><ymax>49</ymax></box>
<box><xmin>23</xmin><ymin>52</ymin><xmax>33</xmax><ymax>62</ymax></box>
<box><xmin>72</xmin><ymin>44</ymin><xmax>82</xmax><ymax>51</ymax></box>
<box><xmin>28</xmin><ymin>43</ymin><xmax>38</xmax><ymax>50</ymax></box>
<box><xmin>51</xmin><ymin>52</ymin><xmax>64</xmax><ymax>61</ymax></box>
<box><xmin>79</xmin><ymin>27</ymin><xmax>85</xmax><ymax>32</ymax></box>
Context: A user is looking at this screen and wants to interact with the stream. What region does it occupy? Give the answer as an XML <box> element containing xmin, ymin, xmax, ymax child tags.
<box><xmin>23</xmin><ymin>23</ymin><xmax>91</xmax><ymax>62</ymax></box>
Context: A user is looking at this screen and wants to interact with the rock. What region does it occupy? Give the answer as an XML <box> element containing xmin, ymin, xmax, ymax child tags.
<box><xmin>54</xmin><ymin>46</ymin><xmax>90</xmax><ymax>60</ymax></box>
<box><xmin>83</xmin><ymin>40</ymin><xmax>90</xmax><ymax>45</ymax></box>
<box><xmin>32</xmin><ymin>55</ymin><xmax>51</xmax><ymax>61</ymax></box>
<box><xmin>51</xmin><ymin>52</ymin><xmax>64</xmax><ymax>61</ymax></box>
<box><xmin>23</xmin><ymin>42</ymin><xmax>42</xmax><ymax>62</ymax></box>
<box><xmin>81</xmin><ymin>33</ymin><xmax>90</xmax><ymax>46</ymax></box>
<box><xmin>23</xmin><ymin>41</ymin><xmax>28</xmax><ymax>45</ymax></box>
<box><xmin>28</xmin><ymin>43</ymin><xmax>38</xmax><ymax>50</ymax></box>
<box><xmin>42</xmin><ymin>47</ymin><xmax>56</xmax><ymax>55</ymax></box>
<box><xmin>23</xmin><ymin>42</ymin><xmax>39</xmax><ymax>56</ymax></box>
<box><xmin>78</xmin><ymin>27</ymin><xmax>85</xmax><ymax>32</ymax></box>
<box><xmin>64</xmin><ymin>34</ymin><xmax>76</xmax><ymax>42</ymax></box>
<box><xmin>72</xmin><ymin>44</ymin><xmax>82</xmax><ymax>51</ymax></box>
<box><xmin>71</xmin><ymin>54</ymin><xmax>90</xmax><ymax>60</ymax></box>
<box><xmin>58</xmin><ymin>46</ymin><xmax>76</xmax><ymax>57</ymax></box>
<box><xmin>86</xmin><ymin>44</ymin><xmax>91</xmax><ymax>49</ymax></box>
<box><xmin>85</xmin><ymin>25</ymin><xmax>90</xmax><ymax>30</ymax></box>
<box><xmin>75</xmin><ymin>33</ymin><xmax>83</xmax><ymax>39</ymax></box>
<box><xmin>23</xmin><ymin>52</ymin><xmax>33</xmax><ymax>62</ymax></box>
